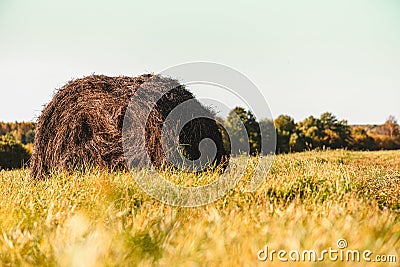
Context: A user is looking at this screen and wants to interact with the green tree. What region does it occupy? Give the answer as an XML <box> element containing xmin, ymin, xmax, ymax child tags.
<box><xmin>293</xmin><ymin>113</ymin><xmax>351</xmax><ymax>151</ymax></box>
<box><xmin>289</xmin><ymin>116</ymin><xmax>320</xmax><ymax>151</ymax></box>
<box><xmin>319</xmin><ymin>112</ymin><xmax>351</xmax><ymax>149</ymax></box>
<box><xmin>224</xmin><ymin>107</ymin><xmax>261</xmax><ymax>155</ymax></box>
<box><xmin>0</xmin><ymin>135</ymin><xmax>31</xmax><ymax>170</ymax></box>
<box><xmin>289</xmin><ymin>131</ymin><xmax>307</xmax><ymax>152</ymax></box>
<box><xmin>259</xmin><ymin>119</ymin><xmax>276</xmax><ymax>155</ymax></box>
<box><xmin>245</xmin><ymin>109</ymin><xmax>261</xmax><ymax>154</ymax></box>
<box><xmin>274</xmin><ymin>115</ymin><xmax>295</xmax><ymax>153</ymax></box>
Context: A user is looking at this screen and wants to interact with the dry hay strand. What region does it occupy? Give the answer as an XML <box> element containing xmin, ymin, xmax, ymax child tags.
<box><xmin>30</xmin><ymin>74</ymin><xmax>228</xmax><ymax>179</ymax></box>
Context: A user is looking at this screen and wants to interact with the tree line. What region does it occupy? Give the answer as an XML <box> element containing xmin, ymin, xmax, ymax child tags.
<box><xmin>0</xmin><ymin>122</ymin><xmax>35</xmax><ymax>145</ymax></box>
<box><xmin>0</xmin><ymin>111</ymin><xmax>399</xmax><ymax>169</ymax></box>
<box><xmin>223</xmin><ymin>107</ymin><xmax>400</xmax><ymax>155</ymax></box>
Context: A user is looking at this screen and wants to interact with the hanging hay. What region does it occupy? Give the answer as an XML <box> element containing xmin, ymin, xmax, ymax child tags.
<box><xmin>30</xmin><ymin>74</ymin><xmax>228</xmax><ymax>179</ymax></box>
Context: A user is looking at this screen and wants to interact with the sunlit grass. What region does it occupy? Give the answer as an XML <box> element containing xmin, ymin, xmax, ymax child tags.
<box><xmin>0</xmin><ymin>150</ymin><xmax>399</xmax><ymax>266</ymax></box>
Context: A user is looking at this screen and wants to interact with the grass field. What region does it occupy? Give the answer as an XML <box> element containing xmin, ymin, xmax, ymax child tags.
<box><xmin>0</xmin><ymin>150</ymin><xmax>399</xmax><ymax>266</ymax></box>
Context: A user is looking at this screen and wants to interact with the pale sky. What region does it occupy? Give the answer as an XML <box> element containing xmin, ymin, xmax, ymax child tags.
<box><xmin>0</xmin><ymin>0</ymin><xmax>399</xmax><ymax>124</ymax></box>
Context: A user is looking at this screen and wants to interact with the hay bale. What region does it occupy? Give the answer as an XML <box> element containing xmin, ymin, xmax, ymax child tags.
<box><xmin>30</xmin><ymin>74</ymin><xmax>227</xmax><ymax>178</ymax></box>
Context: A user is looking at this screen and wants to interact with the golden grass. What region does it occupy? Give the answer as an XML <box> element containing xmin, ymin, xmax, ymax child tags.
<box><xmin>0</xmin><ymin>150</ymin><xmax>399</xmax><ymax>266</ymax></box>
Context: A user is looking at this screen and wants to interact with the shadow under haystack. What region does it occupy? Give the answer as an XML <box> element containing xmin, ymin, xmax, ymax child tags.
<box><xmin>30</xmin><ymin>74</ymin><xmax>227</xmax><ymax>178</ymax></box>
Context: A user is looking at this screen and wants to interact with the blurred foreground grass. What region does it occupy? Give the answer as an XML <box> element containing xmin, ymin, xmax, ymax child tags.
<box><xmin>0</xmin><ymin>150</ymin><xmax>399</xmax><ymax>266</ymax></box>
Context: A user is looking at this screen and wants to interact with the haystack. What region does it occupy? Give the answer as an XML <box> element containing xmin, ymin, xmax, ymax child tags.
<box><xmin>30</xmin><ymin>74</ymin><xmax>227</xmax><ymax>178</ymax></box>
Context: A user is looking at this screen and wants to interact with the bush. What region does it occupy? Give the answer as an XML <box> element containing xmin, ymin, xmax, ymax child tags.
<box><xmin>0</xmin><ymin>135</ymin><xmax>31</xmax><ymax>170</ymax></box>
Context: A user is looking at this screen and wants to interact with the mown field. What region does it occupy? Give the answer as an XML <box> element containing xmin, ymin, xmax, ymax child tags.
<box><xmin>0</xmin><ymin>150</ymin><xmax>399</xmax><ymax>266</ymax></box>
